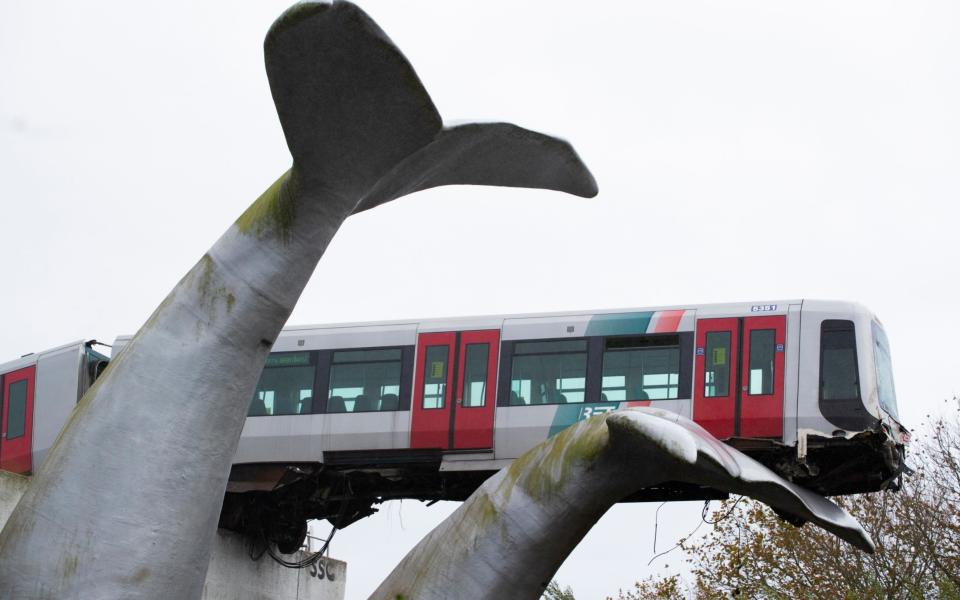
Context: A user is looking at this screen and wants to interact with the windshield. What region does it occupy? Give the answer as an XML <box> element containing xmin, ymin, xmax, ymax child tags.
<box><xmin>871</xmin><ymin>321</ymin><xmax>900</xmax><ymax>422</ymax></box>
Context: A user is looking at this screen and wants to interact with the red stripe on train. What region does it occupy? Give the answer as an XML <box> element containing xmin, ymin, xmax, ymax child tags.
<box><xmin>651</xmin><ymin>310</ymin><xmax>685</xmax><ymax>333</ymax></box>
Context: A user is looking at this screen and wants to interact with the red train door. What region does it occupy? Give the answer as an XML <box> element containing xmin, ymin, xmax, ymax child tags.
<box><xmin>410</xmin><ymin>330</ymin><xmax>499</xmax><ymax>450</ymax></box>
<box><xmin>452</xmin><ymin>330</ymin><xmax>499</xmax><ymax>449</ymax></box>
<box><xmin>693</xmin><ymin>316</ymin><xmax>785</xmax><ymax>440</ymax></box>
<box><xmin>693</xmin><ymin>318</ymin><xmax>739</xmax><ymax>439</ymax></box>
<box><xmin>740</xmin><ymin>316</ymin><xmax>785</xmax><ymax>438</ymax></box>
<box><xmin>1</xmin><ymin>366</ymin><xmax>36</xmax><ymax>473</ymax></box>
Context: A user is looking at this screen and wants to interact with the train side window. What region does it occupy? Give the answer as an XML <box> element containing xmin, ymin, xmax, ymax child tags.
<box><xmin>601</xmin><ymin>335</ymin><xmax>680</xmax><ymax>401</ymax></box>
<box><xmin>328</xmin><ymin>348</ymin><xmax>403</xmax><ymax>413</ymax></box>
<box><xmin>510</xmin><ymin>339</ymin><xmax>587</xmax><ymax>405</ymax></box>
<box><xmin>422</xmin><ymin>346</ymin><xmax>449</xmax><ymax>409</ymax></box>
<box><xmin>748</xmin><ymin>329</ymin><xmax>775</xmax><ymax>395</ymax></box>
<box><xmin>250</xmin><ymin>352</ymin><xmax>316</xmax><ymax>416</ymax></box>
<box><xmin>461</xmin><ymin>343</ymin><xmax>489</xmax><ymax>408</ymax></box>
<box><xmin>5</xmin><ymin>380</ymin><xmax>27</xmax><ymax>440</ymax></box>
<box><xmin>704</xmin><ymin>331</ymin><xmax>731</xmax><ymax>397</ymax></box>
<box><xmin>820</xmin><ymin>320</ymin><xmax>861</xmax><ymax>403</ymax></box>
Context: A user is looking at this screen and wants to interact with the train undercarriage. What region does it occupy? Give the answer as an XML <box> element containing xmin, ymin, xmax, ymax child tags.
<box><xmin>218</xmin><ymin>427</ymin><xmax>906</xmax><ymax>554</ymax></box>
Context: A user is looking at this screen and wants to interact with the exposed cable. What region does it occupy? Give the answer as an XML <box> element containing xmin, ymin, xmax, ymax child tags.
<box><xmin>652</xmin><ymin>501</ymin><xmax>668</xmax><ymax>554</ymax></box>
<box><xmin>646</xmin><ymin>496</ymin><xmax>746</xmax><ymax>566</ymax></box>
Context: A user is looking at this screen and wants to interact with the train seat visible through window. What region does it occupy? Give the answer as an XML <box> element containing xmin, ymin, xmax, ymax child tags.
<box><xmin>380</xmin><ymin>393</ymin><xmax>399</xmax><ymax>411</ymax></box>
<box><xmin>355</xmin><ymin>395</ymin><xmax>378</xmax><ymax>412</ymax></box>
<box><xmin>327</xmin><ymin>396</ymin><xmax>346</xmax><ymax>413</ymax></box>
<box><xmin>249</xmin><ymin>397</ymin><xmax>267</xmax><ymax>416</ymax></box>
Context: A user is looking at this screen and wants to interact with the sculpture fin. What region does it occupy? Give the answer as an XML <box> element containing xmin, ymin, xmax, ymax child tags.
<box><xmin>355</xmin><ymin>122</ymin><xmax>599</xmax><ymax>213</ymax></box>
<box><xmin>606</xmin><ymin>409</ymin><xmax>875</xmax><ymax>553</ymax></box>
<box><xmin>375</xmin><ymin>408</ymin><xmax>874</xmax><ymax>599</ymax></box>
<box><xmin>264</xmin><ymin>1</ymin><xmax>443</xmax><ymax>199</ymax></box>
<box><xmin>264</xmin><ymin>3</ymin><xmax>597</xmax><ymax>210</ymax></box>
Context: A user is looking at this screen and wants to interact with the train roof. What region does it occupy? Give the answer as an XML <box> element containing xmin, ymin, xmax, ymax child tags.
<box><xmin>278</xmin><ymin>298</ymin><xmax>809</xmax><ymax>332</ymax></box>
<box><xmin>0</xmin><ymin>340</ymin><xmax>91</xmax><ymax>374</ymax></box>
<box><xmin>276</xmin><ymin>298</ymin><xmax>882</xmax><ymax>333</ymax></box>
<box><xmin>107</xmin><ymin>298</ymin><xmax>880</xmax><ymax>357</ymax></box>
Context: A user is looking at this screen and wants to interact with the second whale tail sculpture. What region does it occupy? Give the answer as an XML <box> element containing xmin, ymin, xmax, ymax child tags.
<box><xmin>373</xmin><ymin>408</ymin><xmax>875</xmax><ymax>600</ymax></box>
<box><xmin>0</xmin><ymin>3</ymin><xmax>596</xmax><ymax>598</ymax></box>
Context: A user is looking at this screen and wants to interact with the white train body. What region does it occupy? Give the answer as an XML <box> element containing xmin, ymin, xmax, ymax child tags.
<box><xmin>1</xmin><ymin>299</ymin><xmax>906</xmax><ymax>539</ymax></box>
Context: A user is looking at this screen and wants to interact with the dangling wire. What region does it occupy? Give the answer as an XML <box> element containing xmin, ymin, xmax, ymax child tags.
<box><xmin>646</xmin><ymin>496</ymin><xmax>746</xmax><ymax>566</ymax></box>
<box><xmin>652</xmin><ymin>501</ymin><xmax>668</xmax><ymax>554</ymax></box>
<box><xmin>701</xmin><ymin>495</ymin><xmax>745</xmax><ymax>525</ymax></box>
<box><xmin>254</xmin><ymin>475</ymin><xmax>351</xmax><ymax>569</ymax></box>
<box><xmin>264</xmin><ymin>524</ymin><xmax>337</xmax><ymax>569</ymax></box>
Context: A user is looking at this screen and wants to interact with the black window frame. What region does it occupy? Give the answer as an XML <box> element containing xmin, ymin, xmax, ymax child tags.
<box><xmin>248</xmin><ymin>350</ymin><xmax>319</xmax><ymax>417</ymax></box>
<box><xmin>498</xmin><ymin>333</ymin><xmax>693</xmax><ymax>406</ymax></box>
<box><xmin>420</xmin><ymin>345</ymin><xmax>451</xmax><ymax>411</ymax></box>
<box><xmin>319</xmin><ymin>345</ymin><xmax>414</xmax><ymax>414</ymax></box>
<box><xmin>499</xmin><ymin>337</ymin><xmax>590</xmax><ymax>406</ymax></box>
<box><xmin>5</xmin><ymin>378</ymin><xmax>27</xmax><ymax>440</ymax></box>
<box><xmin>818</xmin><ymin>319</ymin><xmax>875</xmax><ymax>431</ymax></box>
<box><xmin>600</xmin><ymin>333</ymin><xmax>686</xmax><ymax>402</ymax></box>
<box><xmin>460</xmin><ymin>342</ymin><xmax>491</xmax><ymax>409</ymax></box>
<box><xmin>704</xmin><ymin>330</ymin><xmax>732</xmax><ymax>398</ymax></box>
<box><xmin>746</xmin><ymin>328</ymin><xmax>776</xmax><ymax>396</ymax></box>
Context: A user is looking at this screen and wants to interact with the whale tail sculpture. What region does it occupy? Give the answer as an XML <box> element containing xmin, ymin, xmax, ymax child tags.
<box><xmin>0</xmin><ymin>3</ymin><xmax>596</xmax><ymax>598</ymax></box>
<box><xmin>264</xmin><ymin>1</ymin><xmax>596</xmax><ymax>216</ymax></box>
<box><xmin>373</xmin><ymin>408</ymin><xmax>875</xmax><ymax>600</ymax></box>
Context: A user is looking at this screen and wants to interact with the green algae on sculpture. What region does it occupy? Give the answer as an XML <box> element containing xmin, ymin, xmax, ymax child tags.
<box><xmin>234</xmin><ymin>169</ymin><xmax>299</xmax><ymax>242</ymax></box>
<box><xmin>372</xmin><ymin>408</ymin><xmax>875</xmax><ymax>600</ymax></box>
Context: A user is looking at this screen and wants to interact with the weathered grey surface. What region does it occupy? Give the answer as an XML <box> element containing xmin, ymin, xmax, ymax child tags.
<box><xmin>372</xmin><ymin>408</ymin><xmax>874</xmax><ymax>600</ymax></box>
<box><xmin>0</xmin><ymin>472</ymin><xmax>29</xmax><ymax>529</ymax></box>
<box><xmin>0</xmin><ymin>3</ymin><xmax>595</xmax><ymax>598</ymax></box>
<box><xmin>1</xmin><ymin>473</ymin><xmax>345</xmax><ymax>600</ymax></box>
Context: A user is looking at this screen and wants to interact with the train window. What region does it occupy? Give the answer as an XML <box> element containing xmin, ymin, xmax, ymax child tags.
<box><xmin>872</xmin><ymin>322</ymin><xmax>899</xmax><ymax>421</ymax></box>
<box><xmin>328</xmin><ymin>348</ymin><xmax>403</xmax><ymax>413</ymax></box>
<box><xmin>421</xmin><ymin>346</ymin><xmax>449</xmax><ymax>409</ymax></box>
<box><xmin>601</xmin><ymin>335</ymin><xmax>680</xmax><ymax>401</ymax></box>
<box><xmin>510</xmin><ymin>339</ymin><xmax>587</xmax><ymax>405</ymax></box>
<box><xmin>250</xmin><ymin>352</ymin><xmax>316</xmax><ymax>416</ymax></box>
<box><xmin>820</xmin><ymin>320</ymin><xmax>861</xmax><ymax>403</ymax></box>
<box><xmin>748</xmin><ymin>329</ymin><xmax>775</xmax><ymax>395</ymax></box>
<box><xmin>6</xmin><ymin>380</ymin><xmax>27</xmax><ymax>440</ymax></box>
<box><xmin>461</xmin><ymin>343</ymin><xmax>489</xmax><ymax>408</ymax></box>
<box><xmin>704</xmin><ymin>331</ymin><xmax>731</xmax><ymax>397</ymax></box>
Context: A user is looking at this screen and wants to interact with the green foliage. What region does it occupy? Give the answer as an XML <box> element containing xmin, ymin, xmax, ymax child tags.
<box><xmin>543</xmin><ymin>579</ymin><xmax>577</xmax><ymax>600</ymax></box>
<box><xmin>609</xmin><ymin>573</ymin><xmax>685</xmax><ymax>599</ymax></box>
<box><xmin>616</xmin><ymin>397</ymin><xmax>960</xmax><ymax>599</ymax></box>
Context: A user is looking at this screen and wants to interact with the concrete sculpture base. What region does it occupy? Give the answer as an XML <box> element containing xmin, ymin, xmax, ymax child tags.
<box><xmin>0</xmin><ymin>472</ymin><xmax>345</xmax><ymax>600</ymax></box>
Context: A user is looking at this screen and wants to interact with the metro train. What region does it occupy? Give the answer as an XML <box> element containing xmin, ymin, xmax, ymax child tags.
<box><xmin>0</xmin><ymin>299</ymin><xmax>908</xmax><ymax>552</ymax></box>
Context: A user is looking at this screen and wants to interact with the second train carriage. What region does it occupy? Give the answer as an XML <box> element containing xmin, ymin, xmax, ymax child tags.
<box><xmin>0</xmin><ymin>299</ymin><xmax>907</xmax><ymax>551</ymax></box>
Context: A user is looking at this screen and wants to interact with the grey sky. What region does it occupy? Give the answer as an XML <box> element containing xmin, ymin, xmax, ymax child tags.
<box><xmin>2</xmin><ymin>1</ymin><xmax>958</xmax><ymax>598</ymax></box>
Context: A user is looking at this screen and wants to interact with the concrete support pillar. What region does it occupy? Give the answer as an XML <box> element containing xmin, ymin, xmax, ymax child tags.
<box><xmin>0</xmin><ymin>472</ymin><xmax>345</xmax><ymax>600</ymax></box>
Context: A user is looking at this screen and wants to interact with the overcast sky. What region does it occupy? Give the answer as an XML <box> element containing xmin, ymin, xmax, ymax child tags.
<box><xmin>2</xmin><ymin>1</ymin><xmax>959</xmax><ymax>598</ymax></box>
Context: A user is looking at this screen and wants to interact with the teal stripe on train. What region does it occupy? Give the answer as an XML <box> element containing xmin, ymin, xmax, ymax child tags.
<box><xmin>584</xmin><ymin>312</ymin><xmax>654</xmax><ymax>337</ymax></box>
<box><xmin>548</xmin><ymin>403</ymin><xmax>622</xmax><ymax>437</ymax></box>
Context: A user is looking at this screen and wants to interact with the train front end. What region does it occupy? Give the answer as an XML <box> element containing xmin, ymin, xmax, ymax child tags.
<box><xmin>786</xmin><ymin>300</ymin><xmax>908</xmax><ymax>495</ymax></box>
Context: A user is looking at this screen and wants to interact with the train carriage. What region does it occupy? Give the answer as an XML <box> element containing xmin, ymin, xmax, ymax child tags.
<box><xmin>0</xmin><ymin>341</ymin><xmax>107</xmax><ymax>473</ymax></box>
<box><xmin>0</xmin><ymin>299</ymin><xmax>907</xmax><ymax>551</ymax></box>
